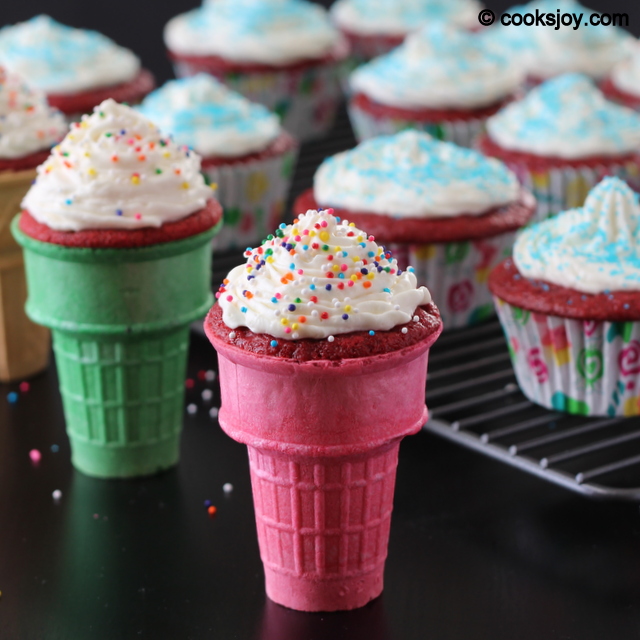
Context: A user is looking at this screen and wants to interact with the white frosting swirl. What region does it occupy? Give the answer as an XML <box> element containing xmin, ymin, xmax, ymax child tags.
<box><xmin>0</xmin><ymin>67</ymin><xmax>66</xmax><ymax>160</ymax></box>
<box><xmin>486</xmin><ymin>74</ymin><xmax>640</xmax><ymax>158</ymax></box>
<box><xmin>217</xmin><ymin>209</ymin><xmax>431</xmax><ymax>339</ymax></box>
<box><xmin>314</xmin><ymin>131</ymin><xmax>520</xmax><ymax>218</ymax></box>
<box><xmin>136</xmin><ymin>75</ymin><xmax>281</xmax><ymax>158</ymax></box>
<box><xmin>0</xmin><ymin>16</ymin><xmax>141</xmax><ymax>95</ymax></box>
<box><xmin>330</xmin><ymin>0</ymin><xmax>482</xmax><ymax>35</ymax></box>
<box><xmin>492</xmin><ymin>0</ymin><xmax>632</xmax><ymax>81</ymax></box>
<box><xmin>350</xmin><ymin>24</ymin><xmax>523</xmax><ymax>109</ymax></box>
<box><xmin>165</xmin><ymin>0</ymin><xmax>340</xmax><ymax>64</ymax></box>
<box><xmin>514</xmin><ymin>177</ymin><xmax>640</xmax><ymax>293</ymax></box>
<box><xmin>611</xmin><ymin>40</ymin><xmax>640</xmax><ymax>98</ymax></box>
<box><xmin>22</xmin><ymin>99</ymin><xmax>213</xmax><ymax>231</ymax></box>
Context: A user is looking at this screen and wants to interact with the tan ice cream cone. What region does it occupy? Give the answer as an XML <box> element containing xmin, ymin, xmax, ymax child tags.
<box><xmin>0</xmin><ymin>169</ymin><xmax>49</xmax><ymax>381</ymax></box>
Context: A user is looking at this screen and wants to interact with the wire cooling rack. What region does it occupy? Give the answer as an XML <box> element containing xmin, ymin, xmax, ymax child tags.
<box><xmin>423</xmin><ymin>320</ymin><xmax>640</xmax><ymax>501</ymax></box>
<box><xmin>206</xmin><ymin>105</ymin><xmax>640</xmax><ymax>502</ymax></box>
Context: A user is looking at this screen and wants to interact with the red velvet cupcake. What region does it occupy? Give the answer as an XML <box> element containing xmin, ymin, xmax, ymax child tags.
<box><xmin>0</xmin><ymin>16</ymin><xmax>155</xmax><ymax>121</ymax></box>
<box><xmin>295</xmin><ymin>131</ymin><xmax>536</xmax><ymax>329</ymax></box>
<box><xmin>347</xmin><ymin>24</ymin><xmax>523</xmax><ymax>147</ymax></box>
<box><xmin>489</xmin><ymin>177</ymin><xmax>640</xmax><ymax>417</ymax></box>
<box><xmin>478</xmin><ymin>74</ymin><xmax>640</xmax><ymax>221</ymax></box>
<box><xmin>329</xmin><ymin>0</ymin><xmax>482</xmax><ymax>63</ymax></box>
<box><xmin>164</xmin><ymin>0</ymin><xmax>348</xmax><ymax>142</ymax></box>
<box><xmin>138</xmin><ymin>75</ymin><xmax>299</xmax><ymax>253</ymax></box>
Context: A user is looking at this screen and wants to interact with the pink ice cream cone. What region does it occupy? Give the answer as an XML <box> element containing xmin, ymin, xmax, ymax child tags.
<box><xmin>206</xmin><ymin>324</ymin><xmax>440</xmax><ymax>611</ymax></box>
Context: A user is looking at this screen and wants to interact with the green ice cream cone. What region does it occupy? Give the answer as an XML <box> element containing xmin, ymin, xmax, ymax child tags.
<box><xmin>12</xmin><ymin>217</ymin><xmax>219</xmax><ymax>478</ymax></box>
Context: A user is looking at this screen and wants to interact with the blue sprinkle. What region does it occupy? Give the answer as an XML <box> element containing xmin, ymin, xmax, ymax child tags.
<box><xmin>303</xmin><ymin>245</ymin><xmax>309</xmax><ymax>250</ymax></box>
<box><xmin>335</xmin><ymin>217</ymin><xmax>341</xmax><ymax>222</ymax></box>
<box><xmin>116</xmin><ymin>209</ymin><xmax>123</xmax><ymax>216</ymax></box>
<box><xmin>567</xmin><ymin>299</ymin><xmax>573</xmax><ymax>305</ymax></box>
<box><xmin>342</xmin><ymin>314</ymin><xmax>349</xmax><ymax>320</ymax></box>
<box><xmin>288</xmin><ymin>304</ymin><xmax>296</xmax><ymax>312</ymax></box>
<box><xmin>120</xmin><ymin>129</ymin><xmax>126</xmax><ymax>135</ymax></box>
<box><xmin>368</xmin><ymin>251</ymin><xmax>375</xmax><ymax>257</ymax></box>
<box><xmin>7</xmin><ymin>392</ymin><xmax>18</xmax><ymax>404</ymax></box>
<box><xmin>65</xmin><ymin>199</ymin><xmax>72</xmax><ymax>205</ymax></box>
<box><xmin>383</xmin><ymin>288</ymin><xmax>391</xmax><ymax>293</ymax></box>
<box><xmin>270</xmin><ymin>340</ymin><xmax>278</xmax><ymax>347</ymax></box>
<box><xmin>271</xmin><ymin>297</ymin><xmax>278</xmax><ymax>303</ymax></box>
<box><xmin>338</xmin><ymin>273</ymin><xmax>345</xmax><ymax>279</ymax></box>
<box><xmin>241</xmin><ymin>307</ymin><xmax>247</xmax><ymax>313</ymax></box>
<box><xmin>326</xmin><ymin>284</ymin><xmax>332</xmax><ymax>291</ymax></box>
<box><xmin>51</xmin><ymin>444</ymin><xmax>59</xmax><ymax>453</ymax></box>
<box><xmin>279</xmin><ymin>223</ymin><xmax>287</xmax><ymax>229</ymax></box>
<box><xmin>361</xmin><ymin>268</ymin><xmax>368</xmax><ymax>275</ymax></box>
<box><xmin>624</xmin><ymin>303</ymin><xmax>630</xmax><ymax>309</ymax></box>
<box><xmin>369</xmin><ymin>330</ymin><xmax>375</xmax><ymax>336</ymax></box>
<box><xmin>289</xmin><ymin>263</ymin><xmax>295</xmax><ymax>270</ymax></box>
<box><xmin>309</xmin><ymin>284</ymin><xmax>316</xmax><ymax>290</ymax></box>
<box><xmin>204</xmin><ymin>500</ymin><xmax>212</xmax><ymax>508</ymax></box>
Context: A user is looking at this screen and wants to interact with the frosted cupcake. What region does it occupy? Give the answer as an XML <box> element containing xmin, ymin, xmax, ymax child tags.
<box><xmin>164</xmin><ymin>0</ymin><xmax>347</xmax><ymax>142</ymax></box>
<box><xmin>348</xmin><ymin>24</ymin><xmax>523</xmax><ymax>147</ymax></box>
<box><xmin>491</xmin><ymin>0</ymin><xmax>632</xmax><ymax>85</ymax></box>
<box><xmin>205</xmin><ymin>209</ymin><xmax>441</xmax><ymax>611</ymax></box>
<box><xmin>330</xmin><ymin>0</ymin><xmax>482</xmax><ymax>63</ymax></box>
<box><xmin>137</xmin><ymin>75</ymin><xmax>298</xmax><ymax>252</ymax></box>
<box><xmin>490</xmin><ymin>177</ymin><xmax>640</xmax><ymax>417</ymax></box>
<box><xmin>477</xmin><ymin>74</ymin><xmax>640</xmax><ymax>221</ymax></box>
<box><xmin>12</xmin><ymin>100</ymin><xmax>222</xmax><ymax>478</ymax></box>
<box><xmin>295</xmin><ymin>131</ymin><xmax>536</xmax><ymax>329</ymax></box>
<box><xmin>0</xmin><ymin>68</ymin><xmax>66</xmax><ymax>381</ymax></box>
<box><xmin>602</xmin><ymin>40</ymin><xmax>640</xmax><ymax>111</ymax></box>
<box><xmin>0</xmin><ymin>16</ymin><xmax>154</xmax><ymax>121</ymax></box>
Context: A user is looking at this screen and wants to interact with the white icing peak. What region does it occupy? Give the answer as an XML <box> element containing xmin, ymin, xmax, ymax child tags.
<box><xmin>350</xmin><ymin>24</ymin><xmax>523</xmax><ymax>109</ymax></box>
<box><xmin>486</xmin><ymin>73</ymin><xmax>640</xmax><ymax>158</ymax></box>
<box><xmin>0</xmin><ymin>15</ymin><xmax>140</xmax><ymax>95</ymax></box>
<box><xmin>22</xmin><ymin>99</ymin><xmax>213</xmax><ymax>231</ymax></box>
<box><xmin>164</xmin><ymin>0</ymin><xmax>340</xmax><ymax>64</ymax></box>
<box><xmin>314</xmin><ymin>131</ymin><xmax>520</xmax><ymax>218</ymax></box>
<box><xmin>330</xmin><ymin>0</ymin><xmax>482</xmax><ymax>35</ymax></box>
<box><xmin>136</xmin><ymin>74</ymin><xmax>281</xmax><ymax>158</ymax></box>
<box><xmin>0</xmin><ymin>67</ymin><xmax>66</xmax><ymax>160</ymax></box>
<box><xmin>217</xmin><ymin>209</ymin><xmax>432</xmax><ymax>340</ymax></box>
<box><xmin>514</xmin><ymin>177</ymin><xmax>640</xmax><ymax>294</ymax></box>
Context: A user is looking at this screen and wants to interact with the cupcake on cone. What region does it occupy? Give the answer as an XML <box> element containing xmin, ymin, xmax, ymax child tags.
<box><xmin>12</xmin><ymin>99</ymin><xmax>222</xmax><ymax>478</ymax></box>
<box><xmin>164</xmin><ymin>0</ymin><xmax>347</xmax><ymax>142</ymax></box>
<box><xmin>137</xmin><ymin>74</ymin><xmax>299</xmax><ymax>253</ymax></box>
<box><xmin>205</xmin><ymin>209</ymin><xmax>442</xmax><ymax>611</ymax></box>
<box><xmin>0</xmin><ymin>16</ymin><xmax>155</xmax><ymax>121</ymax></box>
<box><xmin>0</xmin><ymin>67</ymin><xmax>66</xmax><ymax>381</ymax></box>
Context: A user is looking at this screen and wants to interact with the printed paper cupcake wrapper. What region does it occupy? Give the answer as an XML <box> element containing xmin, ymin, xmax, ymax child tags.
<box><xmin>495</xmin><ymin>298</ymin><xmax>640</xmax><ymax>417</ymax></box>
<box><xmin>347</xmin><ymin>101</ymin><xmax>487</xmax><ymax>148</ymax></box>
<box><xmin>500</xmin><ymin>158</ymin><xmax>640</xmax><ymax>222</ymax></box>
<box><xmin>173</xmin><ymin>61</ymin><xmax>343</xmax><ymax>143</ymax></box>
<box><xmin>203</xmin><ymin>146</ymin><xmax>298</xmax><ymax>253</ymax></box>
<box><xmin>388</xmin><ymin>231</ymin><xmax>517</xmax><ymax>330</ymax></box>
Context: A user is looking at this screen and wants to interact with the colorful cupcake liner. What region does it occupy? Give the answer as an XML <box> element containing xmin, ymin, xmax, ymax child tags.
<box><xmin>347</xmin><ymin>101</ymin><xmax>487</xmax><ymax>148</ymax></box>
<box><xmin>495</xmin><ymin>298</ymin><xmax>640</xmax><ymax>417</ymax></box>
<box><xmin>388</xmin><ymin>231</ymin><xmax>517</xmax><ymax>330</ymax></box>
<box><xmin>173</xmin><ymin>61</ymin><xmax>344</xmax><ymax>143</ymax></box>
<box><xmin>203</xmin><ymin>146</ymin><xmax>298</xmax><ymax>253</ymax></box>
<box><xmin>497</xmin><ymin>158</ymin><xmax>640</xmax><ymax>222</ymax></box>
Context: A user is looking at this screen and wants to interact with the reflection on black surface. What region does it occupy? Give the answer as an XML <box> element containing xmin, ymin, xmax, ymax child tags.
<box><xmin>257</xmin><ymin>596</ymin><xmax>392</xmax><ymax>640</ymax></box>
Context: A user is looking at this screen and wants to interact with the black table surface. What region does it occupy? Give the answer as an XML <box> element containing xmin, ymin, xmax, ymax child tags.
<box><xmin>2</xmin><ymin>327</ymin><xmax>640</xmax><ymax>640</ymax></box>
